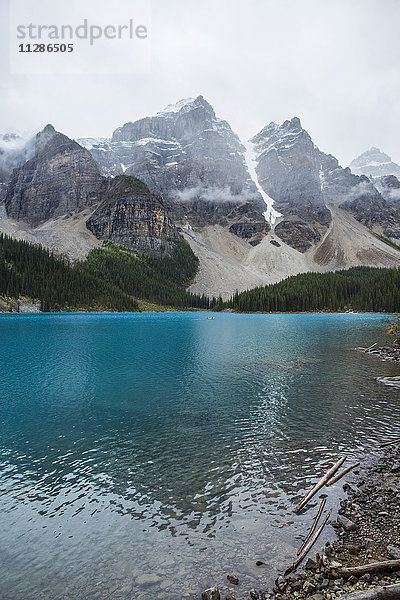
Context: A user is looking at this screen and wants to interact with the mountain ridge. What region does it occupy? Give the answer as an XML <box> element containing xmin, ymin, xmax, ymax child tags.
<box><xmin>1</xmin><ymin>99</ymin><xmax>400</xmax><ymax>299</ymax></box>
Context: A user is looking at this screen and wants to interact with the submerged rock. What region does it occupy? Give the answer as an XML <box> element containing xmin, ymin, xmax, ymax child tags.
<box><xmin>202</xmin><ymin>587</ymin><xmax>221</xmax><ymax>600</ymax></box>
<box><xmin>387</xmin><ymin>544</ymin><xmax>400</xmax><ymax>559</ymax></box>
<box><xmin>135</xmin><ymin>573</ymin><xmax>161</xmax><ymax>586</ymax></box>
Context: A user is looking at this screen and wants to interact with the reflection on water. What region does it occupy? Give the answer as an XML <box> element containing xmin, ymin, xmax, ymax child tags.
<box><xmin>0</xmin><ymin>313</ymin><xmax>399</xmax><ymax>599</ymax></box>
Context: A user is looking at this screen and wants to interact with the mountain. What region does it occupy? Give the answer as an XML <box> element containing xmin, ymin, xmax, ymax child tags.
<box><xmin>87</xmin><ymin>175</ymin><xmax>177</xmax><ymax>254</ymax></box>
<box><xmin>79</xmin><ymin>96</ymin><xmax>270</xmax><ymax>246</ymax></box>
<box><xmin>374</xmin><ymin>174</ymin><xmax>400</xmax><ymax>205</ymax></box>
<box><xmin>251</xmin><ymin>117</ymin><xmax>332</xmax><ymax>251</ymax></box>
<box><xmin>0</xmin><ymin>132</ymin><xmax>31</xmax><ymax>184</ymax></box>
<box><xmin>2</xmin><ymin>126</ymin><xmax>179</xmax><ymax>257</ymax></box>
<box><xmin>349</xmin><ymin>148</ymin><xmax>400</xmax><ymax>178</ymax></box>
<box><xmin>251</xmin><ymin>117</ymin><xmax>400</xmax><ymax>253</ymax></box>
<box><xmin>5</xmin><ymin>125</ymin><xmax>103</xmax><ymax>227</ymax></box>
<box><xmin>2</xmin><ymin>107</ymin><xmax>400</xmax><ymax>301</ymax></box>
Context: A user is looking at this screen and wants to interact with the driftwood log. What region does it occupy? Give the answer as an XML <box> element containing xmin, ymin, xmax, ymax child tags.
<box><xmin>295</xmin><ymin>456</ymin><xmax>347</xmax><ymax>512</ymax></box>
<box><xmin>326</xmin><ymin>462</ymin><xmax>360</xmax><ymax>487</ymax></box>
<box><xmin>297</xmin><ymin>497</ymin><xmax>326</xmax><ymax>555</ymax></box>
<box><xmin>380</xmin><ymin>438</ymin><xmax>400</xmax><ymax>448</ymax></box>
<box><xmin>336</xmin><ymin>583</ymin><xmax>400</xmax><ymax>600</ymax></box>
<box><xmin>364</xmin><ymin>343</ymin><xmax>377</xmax><ymax>352</ymax></box>
<box><xmin>333</xmin><ymin>559</ymin><xmax>400</xmax><ymax>578</ymax></box>
<box><xmin>285</xmin><ymin>508</ymin><xmax>332</xmax><ymax>575</ymax></box>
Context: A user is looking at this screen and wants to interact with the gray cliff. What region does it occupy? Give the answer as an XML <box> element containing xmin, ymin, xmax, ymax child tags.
<box><xmin>5</xmin><ymin>125</ymin><xmax>103</xmax><ymax>226</ymax></box>
<box><xmin>86</xmin><ymin>175</ymin><xmax>177</xmax><ymax>254</ymax></box>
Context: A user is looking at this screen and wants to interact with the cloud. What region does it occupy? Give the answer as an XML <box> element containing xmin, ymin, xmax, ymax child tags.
<box><xmin>385</xmin><ymin>188</ymin><xmax>400</xmax><ymax>203</ymax></box>
<box><xmin>175</xmin><ymin>185</ymin><xmax>257</xmax><ymax>203</ymax></box>
<box><xmin>0</xmin><ymin>0</ymin><xmax>399</xmax><ymax>168</ymax></box>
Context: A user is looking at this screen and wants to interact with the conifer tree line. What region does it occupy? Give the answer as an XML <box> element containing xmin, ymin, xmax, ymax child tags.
<box><xmin>224</xmin><ymin>267</ymin><xmax>400</xmax><ymax>313</ymax></box>
<box><xmin>2</xmin><ymin>233</ymin><xmax>400</xmax><ymax>313</ymax></box>
<box><xmin>0</xmin><ymin>234</ymin><xmax>215</xmax><ymax>312</ymax></box>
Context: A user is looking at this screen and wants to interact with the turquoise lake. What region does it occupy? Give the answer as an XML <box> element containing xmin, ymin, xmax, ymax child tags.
<box><xmin>1</xmin><ymin>312</ymin><xmax>400</xmax><ymax>600</ymax></box>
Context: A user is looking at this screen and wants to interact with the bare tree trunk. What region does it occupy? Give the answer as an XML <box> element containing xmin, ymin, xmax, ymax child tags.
<box><xmin>334</xmin><ymin>559</ymin><xmax>400</xmax><ymax>578</ymax></box>
<box><xmin>380</xmin><ymin>438</ymin><xmax>400</xmax><ymax>447</ymax></box>
<box><xmin>336</xmin><ymin>583</ymin><xmax>400</xmax><ymax>600</ymax></box>
<box><xmin>285</xmin><ymin>508</ymin><xmax>332</xmax><ymax>575</ymax></box>
<box><xmin>326</xmin><ymin>462</ymin><xmax>360</xmax><ymax>487</ymax></box>
<box><xmin>297</xmin><ymin>497</ymin><xmax>326</xmax><ymax>555</ymax></box>
<box><xmin>295</xmin><ymin>456</ymin><xmax>346</xmax><ymax>512</ymax></box>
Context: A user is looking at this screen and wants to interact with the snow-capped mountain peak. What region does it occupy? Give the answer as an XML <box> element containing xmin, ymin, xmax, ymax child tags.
<box><xmin>349</xmin><ymin>147</ymin><xmax>400</xmax><ymax>178</ymax></box>
<box><xmin>80</xmin><ymin>96</ymin><xmax>270</xmax><ymax>245</ymax></box>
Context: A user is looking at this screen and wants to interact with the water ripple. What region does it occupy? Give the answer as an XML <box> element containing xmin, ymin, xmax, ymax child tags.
<box><xmin>0</xmin><ymin>313</ymin><xmax>399</xmax><ymax>599</ymax></box>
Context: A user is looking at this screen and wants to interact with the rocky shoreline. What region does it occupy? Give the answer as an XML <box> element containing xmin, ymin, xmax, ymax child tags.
<box><xmin>202</xmin><ymin>346</ymin><xmax>400</xmax><ymax>600</ymax></box>
<box><xmin>364</xmin><ymin>344</ymin><xmax>400</xmax><ymax>388</ymax></box>
<box><xmin>266</xmin><ymin>441</ymin><xmax>400</xmax><ymax>600</ymax></box>
<box><xmin>364</xmin><ymin>344</ymin><xmax>400</xmax><ymax>364</ymax></box>
<box><xmin>202</xmin><ymin>442</ymin><xmax>400</xmax><ymax>600</ymax></box>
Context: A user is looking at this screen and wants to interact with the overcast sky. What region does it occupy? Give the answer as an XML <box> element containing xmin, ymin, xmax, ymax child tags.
<box><xmin>0</xmin><ymin>0</ymin><xmax>399</xmax><ymax>166</ymax></box>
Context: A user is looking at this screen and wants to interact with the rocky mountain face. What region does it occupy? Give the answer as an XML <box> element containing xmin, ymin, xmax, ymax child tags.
<box><xmin>339</xmin><ymin>175</ymin><xmax>400</xmax><ymax>235</ymax></box>
<box><xmin>5</xmin><ymin>125</ymin><xmax>104</xmax><ymax>227</ymax></box>
<box><xmin>251</xmin><ymin>117</ymin><xmax>400</xmax><ymax>251</ymax></box>
<box><xmin>251</xmin><ymin>118</ymin><xmax>333</xmax><ymax>251</ymax></box>
<box><xmin>87</xmin><ymin>175</ymin><xmax>177</xmax><ymax>254</ymax></box>
<box><xmin>79</xmin><ymin>96</ymin><xmax>270</xmax><ymax>246</ymax></box>
<box><xmin>3</xmin><ymin>126</ymin><xmax>178</xmax><ymax>256</ymax></box>
<box><xmin>350</xmin><ymin>148</ymin><xmax>400</xmax><ymax>178</ymax></box>
<box><xmin>2</xmin><ymin>106</ymin><xmax>400</xmax><ymax>299</ymax></box>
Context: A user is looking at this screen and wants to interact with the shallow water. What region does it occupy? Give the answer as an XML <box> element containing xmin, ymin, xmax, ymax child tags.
<box><xmin>1</xmin><ymin>312</ymin><xmax>400</xmax><ymax>600</ymax></box>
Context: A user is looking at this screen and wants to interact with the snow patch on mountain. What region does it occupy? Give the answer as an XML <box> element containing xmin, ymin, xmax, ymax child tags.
<box><xmin>157</xmin><ymin>97</ymin><xmax>197</xmax><ymax>115</ymax></box>
<box><xmin>243</xmin><ymin>141</ymin><xmax>281</xmax><ymax>225</ymax></box>
<box><xmin>76</xmin><ymin>137</ymin><xmax>109</xmax><ymax>150</ymax></box>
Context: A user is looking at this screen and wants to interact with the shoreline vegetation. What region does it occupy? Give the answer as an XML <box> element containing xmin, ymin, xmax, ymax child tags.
<box><xmin>2</xmin><ymin>234</ymin><xmax>400</xmax><ymax>314</ymax></box>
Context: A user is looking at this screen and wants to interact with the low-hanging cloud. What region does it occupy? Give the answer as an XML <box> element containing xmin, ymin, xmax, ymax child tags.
<box><xmin>174</xmin><ymin>185</ymin><xmax>258</xmax><ymax>204</ymax></box>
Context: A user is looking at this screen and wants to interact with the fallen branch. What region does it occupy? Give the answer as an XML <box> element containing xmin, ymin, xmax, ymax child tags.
<box><xmin>285</xmin><ymin>508</ymin><xmax>332</xmax><ymax>575</ymax></box>
<box><xmin>364</xmin><ymin>343</ymin><xmax>377</xmax><ymax>352</ymax></box>
<box><xmin>297</xmin><ymin>497</ymin><xmax>326</xmax><ymax>555</ymax></box>
<box><xmin>336</xmin><ymin>583</ymin><xmax>400</xmax><ymax>600</ymax></box>
<box><xmin>380</xmin><ymin>438</ymin><xmax>400</xmax><ymax>448</ymax></box>
<box><xmin>295</xmin><ymin>456</ymin><xmax>347</xmax><ymax>512</ymax></box>
<box><xmin>326</xmin><ymin>462</ymin><xmax>360</xmax><ymax>486</ymax></box>
<box><xmin>333</xmin><ymin>559</ymin><xmax>400</xmax><ymax>578</ymax></box>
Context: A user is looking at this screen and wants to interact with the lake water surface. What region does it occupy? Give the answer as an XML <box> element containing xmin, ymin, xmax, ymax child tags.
<box><xmin>1</xmin><ymin>312</ymin><xmax>400</xmax><ymax>600</ymax></box>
